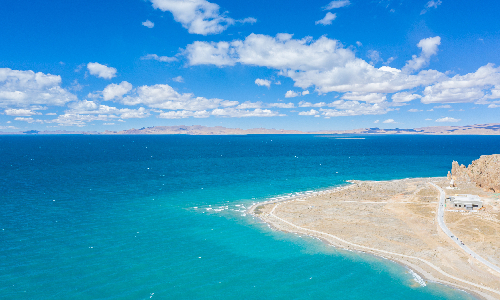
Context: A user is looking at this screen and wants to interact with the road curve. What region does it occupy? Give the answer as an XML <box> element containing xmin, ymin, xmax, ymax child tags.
<box><xmin>429</xmin><ymin>182</ymin><xmax>500</xmax><ymax>275</ymax></box>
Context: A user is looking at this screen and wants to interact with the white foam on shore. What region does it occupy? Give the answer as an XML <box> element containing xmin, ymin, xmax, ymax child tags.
<box><xmin>408</xmin><ymin>269</ymin><xmax>427</xmax><ymax>287</ymax></box>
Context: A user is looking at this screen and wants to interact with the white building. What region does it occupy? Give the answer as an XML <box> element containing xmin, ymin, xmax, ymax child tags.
<box><xmin>446</xmin><ymin>194</ymin><xmax>483</xmax><ymax>210</ymax></box>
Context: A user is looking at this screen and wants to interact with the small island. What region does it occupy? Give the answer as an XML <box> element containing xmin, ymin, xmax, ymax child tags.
<box><xmin>250</xmin><ymin>155</ymin><xmax>500</xmax><ymax>299</ymax></box>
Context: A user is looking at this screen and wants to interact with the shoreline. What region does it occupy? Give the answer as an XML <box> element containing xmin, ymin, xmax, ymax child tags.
<box><xmin>247</xmin><ymin>177</ymin><xmax>500</xmax><ymax>300</ymax></box>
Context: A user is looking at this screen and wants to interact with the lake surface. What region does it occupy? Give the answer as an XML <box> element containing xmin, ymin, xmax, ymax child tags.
<box><xmin>2</xmin><ymin>134</ymin><xmax>499</xmax><ymax>299</ymax></box>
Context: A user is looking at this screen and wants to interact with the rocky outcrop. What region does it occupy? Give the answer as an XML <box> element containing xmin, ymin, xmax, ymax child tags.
<box><xmin>448</xmin><ymin>154</ymin><xmax>500</xmax><ymax>192</ymax></box>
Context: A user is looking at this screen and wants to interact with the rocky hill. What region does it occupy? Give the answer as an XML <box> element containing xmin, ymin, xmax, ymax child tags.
<box><xmin>448</xmin><ymin>154</ymin><xmax>500</xmax><ymax>192</ymax></box>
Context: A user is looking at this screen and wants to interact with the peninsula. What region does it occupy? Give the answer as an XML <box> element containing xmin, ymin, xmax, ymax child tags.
<box><xmin>250</xmin><ymin>156</ymin><xmax>500</xmax><ymax>299</ymax></box>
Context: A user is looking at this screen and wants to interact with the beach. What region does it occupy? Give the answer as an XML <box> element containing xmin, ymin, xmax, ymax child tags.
<box><xmin>249</xmin><ymin>177</ymin><xmax>500</xmax><ymax>300</ymax></box>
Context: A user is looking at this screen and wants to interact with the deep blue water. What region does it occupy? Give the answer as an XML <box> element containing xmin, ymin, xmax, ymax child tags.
<box><xmin>1</xmin><ymin>134</ymin><xmax>499</xmax><ymax>299</ymax></box>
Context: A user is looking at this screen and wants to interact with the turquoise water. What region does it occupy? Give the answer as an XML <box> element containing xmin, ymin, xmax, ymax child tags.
<box><xmin>1</xmin><ymin>134</ymin><xmax>499</xmax><ymax>299</ymax></box>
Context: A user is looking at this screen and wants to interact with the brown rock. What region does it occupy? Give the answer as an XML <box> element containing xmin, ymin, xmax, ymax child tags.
<box><xmin>451</xmin><ymin>154</ymin><xmax>500</xmax><ymax>192</ymax></box>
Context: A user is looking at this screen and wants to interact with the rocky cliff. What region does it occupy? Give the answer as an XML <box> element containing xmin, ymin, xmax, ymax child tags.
<box><xmin>448</xmin><ymin>154</ymin><xmax>500</xmax><ymax>192</ymax></box>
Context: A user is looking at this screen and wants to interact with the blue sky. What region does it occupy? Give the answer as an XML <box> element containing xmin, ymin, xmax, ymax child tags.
<box><xmin>1</xmin><ymin>0</ymin><xmax>500</xmax><ymax>132</ymax></box>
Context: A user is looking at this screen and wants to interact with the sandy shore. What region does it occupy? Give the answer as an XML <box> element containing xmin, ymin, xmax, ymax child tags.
<box><xmin>248</xmin><ymin>177</ymin><xmax>500</xmax><ymax>300</ymax></box>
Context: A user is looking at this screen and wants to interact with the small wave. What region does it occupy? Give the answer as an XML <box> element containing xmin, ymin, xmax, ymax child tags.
<box><xmin>408</xmin><ymin>269</ymin><xmax>426</xmax><ymax>287</ymax></box>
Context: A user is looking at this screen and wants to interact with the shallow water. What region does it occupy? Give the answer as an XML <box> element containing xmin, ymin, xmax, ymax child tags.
<box><xmin>2</xmin><ymin>134</ymin><xmax>498</xmax><ymax>299</ymax></box>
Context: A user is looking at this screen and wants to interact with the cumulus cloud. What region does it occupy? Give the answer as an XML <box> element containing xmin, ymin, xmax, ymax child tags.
<box><xmin>141</xmin><ymin>54</ymin><xmax>178</xmax><ymax>62</ymax></box>
<box><xmin>374</xmin><ymin>120</ymin><xmax>379</xmax><ymax>123</ymax></box>
<box><xmin>185</xmin><ymin>34</ymin><xmax>447</xmax><ymax>95</ymax></box>
<box><xmin>4</xmin><ymin>108</ymin><xmax>42</xmax><ymax>116</ymax></box>
<box><xmin>323</xmin><ymin>0</ymin><xmax>350</xmax><ymax>10</ymax></box>
<box><xmin>211</xmin><ymin>108</ymin><xmax>283</xmax><ymax>117</ymax></box>
<box><xmin>172</xmin><ymin>76</ymin><xmax>184</xmax><ymax>82</ymax></box>
<box><xmin>299</xmin><ymin>101</ymin><xmax>326</xmax><ymax>107</ymax></box>
<box><xmin>391</xmin><ymin>92</ymin><xmax>422</xmax><ymax>103</ymax></box>
<box><xmin>0</xmin><ymin>68</ymin><xmax>77</xmax><ymax>107</ymax></box>
<box><xmin>436</xmin><ymin>117</ymin><xmax>460</xmax><ymax>122</ymax></box>
<box><xmin>118</xmin><ymin>83</ymin><xmax>238</xmax><ymax>111</ymax></box>
<box><xmin>14</xmin><ymin>117</ymin><xmax>44</xmax><ymax>124</ymax></box>
<box><xmin>255</xmin><ymin>78</ymin><xmax>271</xmax><ymax>88</ymax></box>
<box><xmin>268</xmin><ymin>102</ymin><xmax>294</xmax><ymax>108</ymax></box>
<box><xmin>320</xmin><ymin>101</ymin><xmax>394</xmax><ymax>117</ymax></box>
<box><xmin>150</xmin><ymin>0</ymin><xmax>254</xmax><ymax>35</ymax></box>
<box><xmin>383</xmin><ymin>119</ymin><xmax>396</xmax><ymax>123</ymax></box>
<box><xmin>302</xmin><ymin>90</ymin><xmax>310</xmax><ymax>95</ymax></box>
<box><xmin>421</xmin><ymin>0</ymin><xmax>442</xmax><ymax>14</ymax></box>
<box><xmin>87</xmin><ymin>62</ymin><xmax>117</xmax><ymax>79</ymax></box>
<box><xmin>299</xmin><ymin>109</ymin><xmax>319</xmax><ymax>116</ymax></box>
<box><xmin>421</xmin><ymin>63</ymin><xmax>500</xmax><ymax>104</ymax></box>
<box><xmin>403</xmin><ymin>36</ymin><xmax>441</xmax><ymax>73</ymax></box>
<box><xmin>142</xmin><ymin>20</ymin><xmax>154</xmax><ymax>28</ymax></box>
<box><xmin>158</xmin><ymin>110</ymin><xmax>210</xmax><ymax>119</ymax></box>
<box><xmin>342</xmin><ymin>92</ymin><xmax>387</xmax><ymax>103</ymax></box>
<box><xmin>185</xmin><ymin>33</ymin><xmax>500</xmax><ymax>115</ymax></box>
<box><xmin>45</xmin><ymin>100</ymin><xmax>150</xmax><ymax>126</ymax></box>
<box><xmin>315</xmin><ymin>12</ymin><xmax>337</xmax><ymax>25</ymax></box>
<box><xmin>236</xmin><ymin>101</ymin><xmax>261</xmax><ymax>109</ymax></box>
<box><xmin>102</xmin><ymin>81</ymin><xmax>133</xmax><ymax>101</ymax></box>
<box><xmin>433</xmin><ymin>104</ymin><xmax>451</xmax><ymax>108</ymax></box>
<box><xmin>285</xmin><ymin>90</ymin><xmax>301</xmax><ymax>98</ymax></box>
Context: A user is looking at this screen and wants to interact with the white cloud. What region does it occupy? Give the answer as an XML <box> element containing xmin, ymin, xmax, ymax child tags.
<box><xmin>433</xmin><ymin>104</ymin><xmax>451</xmax><ymax>108</ymax></box>
<box><xmin>46</xmin><ymin>113</ymin><xmax>57</xmax><ymax>115</ymax></box>
<box><xmin>268</xmin><ymin>102</ymin><xmax>295</xmax><ymax>108</ymax></box>
<box><xmin>299</xmin><ymin>109</ymin><xmax>319</xmax><ymax>116</ymax></box>
<box><xmin>436</xmin><ymin>117</ymin><xmax>460</xmax><ymax>122</ymax></box>
<box><xmin>320</xmin><ymin>101</ymin><xmax>394</xmax><ymax>117</ymax></box>
<box><xmin>299</xmin><ymin>101</ymin><xmax>326</xmax><ymax>107</ymax></box>
<box><xmin>421</xmin><ymin>64</ymin><xmax>500</xmax><ymax>104</ymax></box>
<box><xmin>403</xmin><ymin>36</ymin><xmax>441</xmax><ymax>73</ymax></box>
<box><xmin>324</xmin><ymin>0</ymin><xmax>350</xmax><ymax>10</ymax></box>
<box><xmin>315</xmin><ymin>12</ymin><xmax>337</xmax><ymax>25</ymax></box>
<box><xmin>211</xmin><ymin>108</ymin><xmax>283</xmax><ymax>117</ymax></box>
<box><xmin>158</xmin><ymin>110</ymin><xmax>210</xmax><ymax>119</ymax></box>
<box><xmin>45</xmin><ymin>101</ymin><xmax>150</xmax><ymax>126</ymax></box>
<box><xmin>14</xmin><ymin>117</ymin><xmax>44</xmax><ymax>123</ymax></box>
<box><xmin>119</xmin><ymin>83</ymin><xmax>238</xmax><ymax>111</ymax></box>
<box><xmin>425</xmin><ymin>118</ymin><xmax>432</xmax><ymax>120</ymax></box>
<box><xmin>142</xmin><ymin>20</ymin><xmax>154</xmax><ymax>28</ymax></box>
<box><xmin>285</xmin><ymin>90</ymin><xmax>300</xmax><ymax>98</ymax></box>
<box><xmin>0</xmin><ymin>125</ymin><xmax>18</xmax><ymax>129</ymax></box>
<box><xmin>172</xmin><ymin>76</ymin><xmax>184</xmax><ymax>83</ymax></box>
<box><xmin>408</xmin><ymin>109</ymin><xmax>421</xmax><ymax>112</ymax></box>
<box><xmin>186</xmin><ymin>34</ymin><xmax>447</xmax><ymax>95</ymax></box>
<box><xmin>103</xmin><ymin>123</ymin><xmax>115</xmax><ymax>125</ymax></box>
<box><xmin>87</xmin><ymin>62</ymin><xmax>117</xmax><ymax>79</ymax></box>
<box><xmin>255</xmin><ymin>78</ymin><xmax>271</xmax><ymax>88</ymax></box>
<box><xmin>302</xmin><ymin>90</ymin><xmax>310</xmax><ymax>96</ymax></box>
<box><xmin>367</xmin><ymin>50</ymin><xmax>381</xmax><ymax>65</ymax></box>
<box><xmin>356</xmin><ymin>41</ymin><xmax>362</xmax><ymax>47</ymax></box>
<box><xmin>383</xmin><ymin>119</ymin><xmax>396</xmax><ymax>123</ymax></box>
<box><xmin>342</xmin><ymin>92</ymin><xmax>387</xmax><ymax>103</ymax></box>
<box><xmin>421</xmin><ymin>0</ymin><xmax>442</xmax><ymax>14</ymax></box>
<box><xmin>374</xmin><ymin>120</ymin><xmax>379</xmax><ymax>123</ymax></box>
<box><xmin>236</xmin><ymin>101</ymin><xmax>261</xmax><ymax>109</ymax></box>
<box><xmin>488</xmin><ymin>103</ymin><xmax>500</xmax><ymax>108</ymax></box>
<box><xmin>141</xmin><ymin>54</ymin><xmax>178</xmax><ymax>62</ymax></box>
<box><xmin>391</xmin><ymin>92</ymin><xmax>422</xmax><ymax>103</ymax></box>
<box><xmin>4</xmin><ymin>108</ymin><xmax>42</xmax><ymax>116</ymax></box>
<box><xmin>150</xmin><ymin>0</ymin><xmax>254</xmax><ymax>35</ymax></box>
<box><xmin>102</xmin><ymin>81</ymin><xmax>133</xmax><ymax>101</ymax></box>
<box><xmin>0</xmin><ymin>68</ymin><xmax>77</xmax><ymax>108</ymax></box>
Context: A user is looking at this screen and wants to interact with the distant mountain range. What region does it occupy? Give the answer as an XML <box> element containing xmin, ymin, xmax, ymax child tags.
<box><xmin>3</xmin><ymin>123</ymin><xmax>500</xmax><ymax>135</ymax></box>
